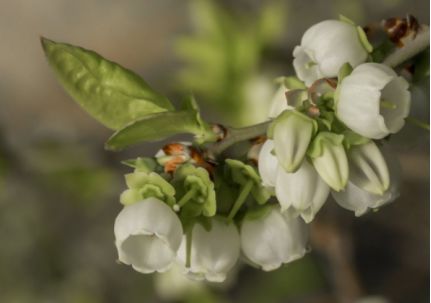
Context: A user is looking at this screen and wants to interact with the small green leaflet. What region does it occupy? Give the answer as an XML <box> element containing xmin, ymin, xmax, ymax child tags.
<box><xmin>105</xmin><ymin>96</ymin><xmax>216</xmax><ymax>150</ymax></box>
<box><xmin>41</xmin><ymin>37</ymin><xmax>174</xmax><ymax>130</ymax></box>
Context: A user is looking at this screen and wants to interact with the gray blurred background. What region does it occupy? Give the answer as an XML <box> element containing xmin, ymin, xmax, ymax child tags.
<box><xmin>0</xmin><ymin>1</ymin><xmax>429</xmax><ymax>302</ymax></box>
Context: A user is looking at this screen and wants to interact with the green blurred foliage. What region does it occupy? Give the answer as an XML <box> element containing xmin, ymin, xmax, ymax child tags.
<box><xmin>175</xmin><ymin>0</ymin><xmax>286</xmax><ymax>126</ymax></box>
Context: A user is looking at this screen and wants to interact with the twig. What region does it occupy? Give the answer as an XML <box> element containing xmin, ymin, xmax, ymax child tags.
<box><xmin>206</xmin><ymin>120</ymin><xmax>271</xmax><ymax>158</ymax></box>
<box><xmin>383</xmin><ymin>25</ymin><xmax>430</xmax><ymax>67</ymax></box>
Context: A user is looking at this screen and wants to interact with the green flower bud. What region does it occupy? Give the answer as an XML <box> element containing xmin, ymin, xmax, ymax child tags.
<box><xmin>172</xmin><ymin>164</ymin><xmax>216</xmax><ymax>217</ymax></box>
<box><xmin>120</xmin><ymin>171</ymin><xmax>176</xmax><ymax>206</ymax></box>
<box><xmin>224</xmin><ymin>159</ymin><xmax>271</xmax><ymax>205</ymax></box>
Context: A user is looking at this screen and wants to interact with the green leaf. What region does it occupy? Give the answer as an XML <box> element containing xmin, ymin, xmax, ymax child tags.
<box><xmin>106</xmin><ymin>106</ymin><xmax>216</xmax><ymax>152</ymax></box>
<box><xmin>41</xmin><ymin>37</ymin><xmax>174</xmax><ymax>130</ymax></box>
<box><xmin>256</xmin><ymin>1</ymin><xmax>285</xmax><ymax>44</ymax></box>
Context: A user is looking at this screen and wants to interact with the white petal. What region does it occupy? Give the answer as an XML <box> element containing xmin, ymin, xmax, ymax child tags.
<box><xmin>268</xmin><ymin>85</ymin><xmax>290</xmax><ymax>118</ymax></box>
<box><xmin>241</xmin><ymin>207</ymin><xmax>309</xmax><ymax>271</ymax></box>
<box><xmin>281</xmin><ymin>214</ymin><xmax>309</xmax><ymax>261</ymax></box>
<box><xmin>337</xmin><ymin>63</ymin><xmax>410</xmax><ymax>139</ymax></box>
<box><xmin>120</xmin><ymin>235</ymin><xmax>176</xmax><ymax>273</ymax></box>
<box><xmin>273</xmin><ymin>111</ymin><xmax>314</xmax><ymax>172</ymax></box>
<box><xmin>380</xmin><ymin>76</ymin><xmax>411</xmax><ymax>134</ymax></box>
<box><xmin>334</xmin><ymin>143</ymin><xmax>400</xmax><ymax>216</ymax></box>
<box><xmin>312</xmin><ymin>143</ymin><xmax>349</xmax><ymax>191</ymax></box>
<box><xmin>240</xmin><ymin>207</ymin><xmax>291</xmax><ymax>271</ymax></box>
<box><xmin>276</xmin><ymin>160</ymin><xmax>330</xmax><ymax>223</ymax></box>
<box><xmin>114</xmin><ymin>198</ymin><xmax>183</xmax><ymax>273</ymax></box>
<box><xmin>258</xmin><ymin>140</ymin><xmax>279</xmax><ymax>187</ymax></box>
<box><xmin>292</xmin><ymin>46</ymin><xmax>322</xmax><ymax>86</ymax></box>
<box><xmin>348</xmin><ymin>142</ymin><xmax>390</xmax><ymax>195</ymax></box>
<box><xmin>192</xmin><ymin>220</ymin><xmax>240</xmax><ymax>282</ymax></box>
<box><xmin>332</xmin><ymin>180</ymin><xmax>398</xmax><ymax>217</ymax></box>
<box><xmin>177</xmin><ymin>220</ymin><xmax>240</xmax><ymax>283</ymax></box>
<box><xmin>294</xmin><ymin>20</ymin><xmax>367</xmax><ymax>84</ymax></box>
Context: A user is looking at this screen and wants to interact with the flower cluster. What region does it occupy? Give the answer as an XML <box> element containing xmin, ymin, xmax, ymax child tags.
<box><xmin>260</xmin><ymin>18</ymin><xmax>410</xmax><ymax>222</ymax></box>
<box><xmin>111</xmin><ymin>17</ymin><xmax>418</xmax><ymax>283</ymax></box>
<box><xmin>114</xmin><ymin>143</ymin><xmax>308</xmax><ymax>282</ymax></box>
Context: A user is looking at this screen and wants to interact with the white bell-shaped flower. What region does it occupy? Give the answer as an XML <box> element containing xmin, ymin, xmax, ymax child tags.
<box><xmin>177</xmin><ymin>219</ymin><xmax>240</xmax><ymax>282</ymax></box>
<box><xmin>241</xmin><ymin>206</ymin><xmax>309</xmax><ymax>271</ymax></box>
<box><xmin>333</xmin><ymin>145</ymin><xmax>400</xmax><ymax>216</ymax></box>
<box><xmin>336</xmin><ymin>63</ymin><xmax>411</xmax><ymax>139</ymax></box>
<box><xmin>258</xmin><ymin>139</ymin><xmax>279</xmax><ymax>188</ymax></box>
<box><xmin>348</xmin><ymin>141</ymin><xmax>390</xmax><ymax>195</ymax></box>
<box><xmin>332</xmin><ymin>180</ymin><xmax>399</xmax><ymax>217</ymax></box>
<box><xmin>293</xmin><ymin>20</ymin><xmax>368</xmax><ymax>86</ymax></box>
<box><xmin>269</xmin><ymin>110</ymin><xmax>317</xmax><ymax>172</ymax></box>
<box><xmin>114</xmin><ymin>198</ymin><xmax>183</xmax><ymax>273</ymax></box>
<box><xmin>309</xmin><ymin>132</ymin><xmax>349</xmax><ymax>192</ymax></box>
<box><xmin>275</xmin><ymin>159</ymin><xmax>330</xmax><ymax>223</ymax></box>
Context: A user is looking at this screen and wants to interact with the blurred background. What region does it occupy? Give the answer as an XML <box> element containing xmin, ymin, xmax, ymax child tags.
<box><xmin>0</xmin><ymin>0</ymin><xmax>429</xmax><ymax>302</ymax></box>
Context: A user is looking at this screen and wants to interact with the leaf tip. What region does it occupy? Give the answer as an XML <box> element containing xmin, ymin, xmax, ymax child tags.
<box><xmin>40</xmin><ymin>36</ymin><xmax>56</xmax><ymax>53</ymax></box>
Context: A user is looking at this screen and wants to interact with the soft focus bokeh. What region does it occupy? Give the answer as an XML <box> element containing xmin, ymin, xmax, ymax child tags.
<box><xmin>0</xmin><ymin>1</ymin><xmax>429</xmax><ymax>302</ymax></box>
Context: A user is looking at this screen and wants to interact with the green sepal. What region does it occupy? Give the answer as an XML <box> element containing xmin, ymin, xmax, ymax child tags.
<box><xmin>317</xmin><ymin>111</ymin><xmax>335</xmax><ymax>131</ymax></box>
<box><xmin>267</xmin><ymin>110</ymin><xmax>318</xmax><ymax>139</ymax></box>
<box><xmin>105</xmin><ymin>100</ymin><xmax>216</xmax><ymax>151</ymax></box>
<box><xmin>121</xmin><ymin>157</ymin><xmax>159</xmax><ymax>173</ymax></box>
<box><xmin>120</xmin><ymin>171</ymin><xmax>176</xmax><ymax>206</ymax></box>
<box><xmin>195</xmin><ymin>217</ymin><xmax>213</xmax><ymax>232</ymax></box>
<box><xmin>173</xmin><ymin>164</ymin><xmax>216</xmax><ymax>217</ymax></box>
<box><xmin>338</xmin><ymin>14</ymin><xmax>355</xmax><ymax>26</ymax></box>
<box><xmin>243</xmin><ymin>204</ymin><xmax>273</xmax><ymax>221</ymax></box>
<box><xmin>338</xmin><ymin>62</ymin><xmax>353</xmax><ymax>83</ymax></box>
<box><xmin>356</xmin><ymin>26</ymin><xmax>373</xmax><ymax>53</ymax></box>
<box><xmin>286</xmin><ymin>89</ymin><xmax>309</xmax><ymax>108</ymax></box>
<box><xmin>342</xmin><ymin>130</ymin><xmax>370</xmax><ymax>149</ymax></box>
<box><xmin>334</xmin><ymin>63</ymin><xmax>353</xmax><ymax>107</ymax></box>
<box><xmin>224</xmin><ymin>159</ymin><xmax>270</xmax><ymax>205</ymax></box>
<box><xmin>307</xmin><ymin>132</ymin><xmax>344</xmax><ymax>158</ymax></box>
<box><xmin>370</xmin><ymin>40</ymin><xmax>396</xmax><ymax>63</ymax></box>
<box><xmin>41</xmin><ymin>37</ymin><xmax>174</xmax><ymax>130</ymax></box>
<box><xmin>179</xmin><ymin>203</ymin><xmax>205</xmax><ymax>219</ymax></box>
<box><xmin>275</xmin><ymin>76</ymin><xmax>306</xmax><ymax>90</ymax></box>
<box><xmin>213</xmin><ymin>171</ymin><xmax>240</xmax><ymax>215</ymax></box>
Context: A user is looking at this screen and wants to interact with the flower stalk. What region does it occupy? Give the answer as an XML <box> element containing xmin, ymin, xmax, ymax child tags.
<box><xmin>177</xmin><ymin>188</ymin><xmax>198</xmax><ymax>208</ymax></box>
<box><xmin>227</xmin><ymin>180</ymin><xmax>254</xmax><ymax>220</ymax></box>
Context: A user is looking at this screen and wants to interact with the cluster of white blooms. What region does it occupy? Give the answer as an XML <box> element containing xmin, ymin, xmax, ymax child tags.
<box><xmin>40</xmin><ymin>10</ymin><xmax>427</xmax><ymax>292</ymax></box>
<box><xmin>113</xmin><ymin>143</ymin><xmax>309</xmax><ymax>282</ymax></box>
<box><xmin>260</xmin><ymin>18</ymin><xmax>410</xmax><ymax>221</ymax></box>
<box><xmin>112</xmin><ymin>17</ymin><xmax>414</xmax><ymax>284</ymax></box>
